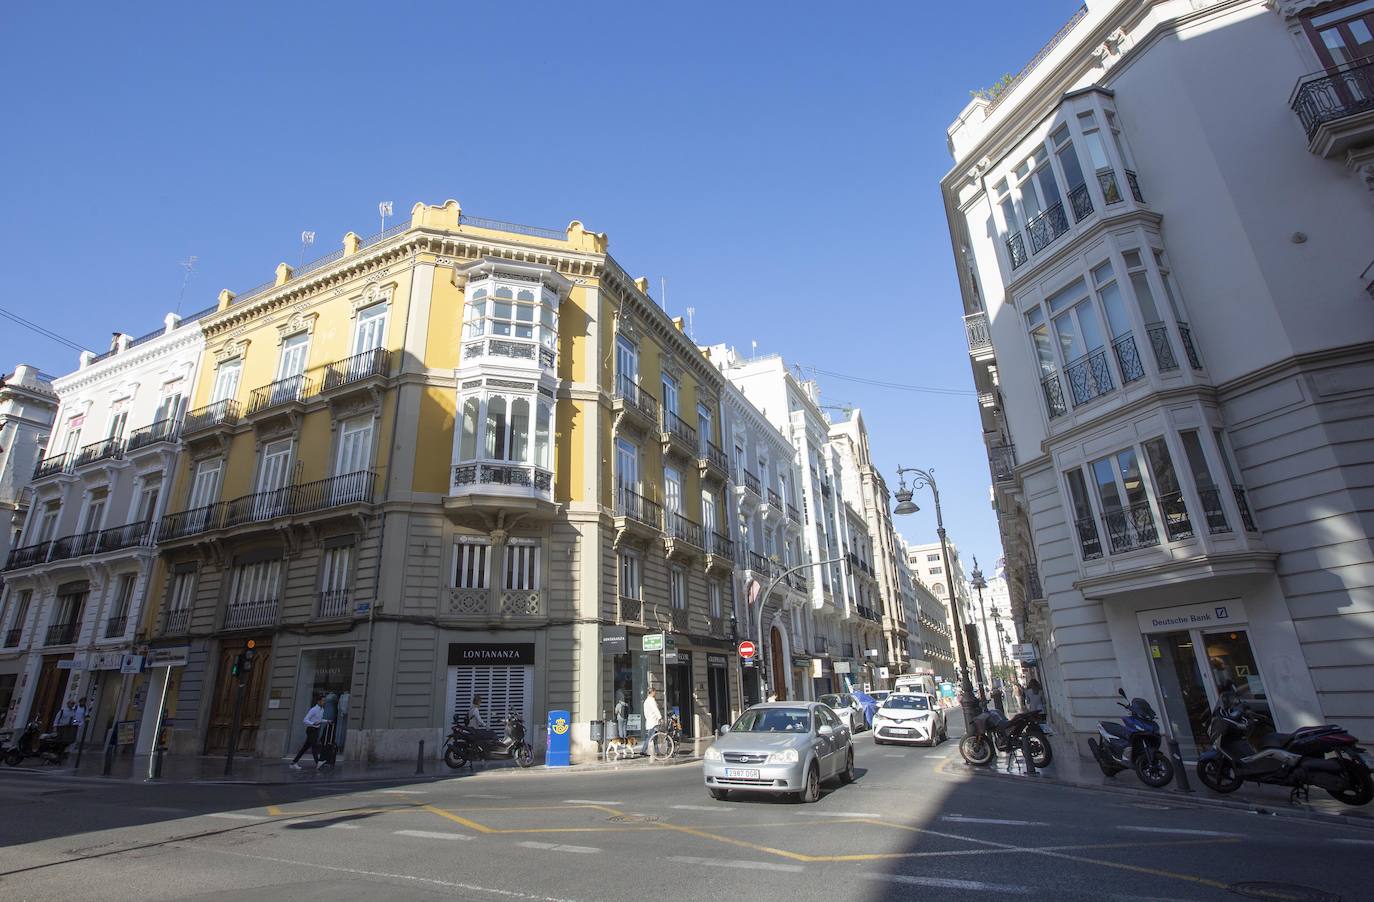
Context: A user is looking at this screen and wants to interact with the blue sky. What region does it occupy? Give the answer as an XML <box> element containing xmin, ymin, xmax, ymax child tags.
<box><xmin>0</xmin><ymin>0</ymin><xmax>1082</xmax><ymax>572</ymax></box>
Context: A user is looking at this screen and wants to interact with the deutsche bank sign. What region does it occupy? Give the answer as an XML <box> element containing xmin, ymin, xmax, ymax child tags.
<box><xmin>1137</xmin><ymin>600</ymin><xmax>1246</xmax><ymax>634</ymax></box>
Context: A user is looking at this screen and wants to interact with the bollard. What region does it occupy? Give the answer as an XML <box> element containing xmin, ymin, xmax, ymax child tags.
<box><xmin>101</xmin><ymin>742</ymin><xmax>116</xmax><ymax>777</ymax></box>
<box><xmin>1167</xmin><ymin>738</ymin><xmax>1193</xmax><ymax>793</ymax></box>
<box><xmin>416</xmin><ymin>739</ymin><xmax>425</xmax><ymax>775</ymax></box>
<box><xmin>1021</xmin><ymin>734</ymin><xmax>1038</xmax><ymax>776</ymax></box>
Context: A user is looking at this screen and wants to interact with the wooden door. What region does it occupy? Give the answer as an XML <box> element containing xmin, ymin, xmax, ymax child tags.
<box><xmin>31</xmin><ymin>655</ymin><xmax>70</xmax><ymax>730</ymax></box>
<box><xmin>770</xmin><ymin>627</ymin><xmax>788</xmax><ymax>701</ymax></box>
<box><xmin>205</xmin><ymin>639</ymin><xmax>271</xmax><ymax>754</ymax></box>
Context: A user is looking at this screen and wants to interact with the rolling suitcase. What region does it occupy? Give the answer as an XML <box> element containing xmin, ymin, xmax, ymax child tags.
<box><xmin>318</xmin><ymin>720</ymin><xmax>339</xmax><ymax>769</ymax></box>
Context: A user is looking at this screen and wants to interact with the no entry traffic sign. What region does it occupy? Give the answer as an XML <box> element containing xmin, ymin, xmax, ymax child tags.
<box><xmin>738</xmin><ymin>641</ymin><xmax>757</xmax><ymax>659</ymax></box>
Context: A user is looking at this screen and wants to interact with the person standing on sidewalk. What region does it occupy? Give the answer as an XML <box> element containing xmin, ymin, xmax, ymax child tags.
<box><xmin>638</xmin><ymin>687</ymin><xmax>662</xmax><ymax>757</ymax></box>
<box><xmin>291</xmin><ymin>695</ymin><xmax>326</xmax><ymax>769</ymax></box>
<box><xmin>1023</xmin><ymin>679</ymin><xmax>1045</xmax><ymax>714</ymax></box>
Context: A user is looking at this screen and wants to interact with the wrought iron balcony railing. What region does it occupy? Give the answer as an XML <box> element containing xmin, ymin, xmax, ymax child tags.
<box><xmin>1102</xmin><ymin>502</ymin><xmax>1161</xmax><ymax>554</ymax></box>
<box><xmin>104</xmin><ymin>615</ymin><xmax>128</xmax><ymax>639</ymax></box>
<box><xmin>1178</xmin><ymin>322</ymin><xmax>1203</xmax><ymax>370</ymax></box>
<box><xmin>710</xmin><ymin>531</ymin><xmax>734</xmax><ymax>559</ymax></box>
<box><xmin>182</xmin><ymin>399</ymin><xmax>240</xmax><ymax>434</ymax></box>
<box><xmin>1026</xmin><ymin>201</ymin><xmax>1069</xmax><ymax>254</ymax></box>
<box><xmin>1146</xmin><ymin>322</ymin><xmax>1179</xmax><ymax>372</ymax></box>
<box><xmin>989</xmin><ymin>444</ymin><xmax>1016</xmax><ymax>482</ymax></box>
<box><xmin>1233</xmin><ymin>484</ymin><xmax>1257</xmax><ymax>532</ymax></box>
<box><xmin>1006</xmin><ymin>232</ymin><xmax>1028</xmax><ymax>270</ymax></box>
<box><xmin>1074</xmin><ymin>515</ymin><xmax>1105</xmax><ymax>561</ymax></box>
<box><xmin>159</xmin><ymin>471</ymin><xmax>376</xmax><ymax>541</ymax></box>
<box><xmin>33</xmin><ymin>452</ymin><xmax>71</xmax><ymax>480</ymax></box>
<box><xmin>746</xmin><ymin>550</ymin><xmax>770</xmax><ymax>576</ymax></box>
<box><xmin>452</xmin><ymin>462</ymin><xmax>553</xmax><ymax>495</ymax></box>
<box><xmin>1069</xmin><ymin>182</ymin><xmax>1093</xmax><ymax>222</ymax></box>
<box><xmin>159</xmin><ymin>503</ymin><xmax>226</xmax><ymax>541</ymax></box>
<box><xmin>786</xmin><ymin>503</ymin><xmax>800</xmax><ymax>522</ymax></box>
<box><xmin>98</xmin><ymin>520</ymin><xmax>155</xmax><ymax>553</ymax></box>
<box><xmin>1065</xmin><ymin>347</ymin><xmax>1115</xmax><ymax>407</ymax></box>
<box><xmin>1096</xmin><ymin>167</ymin><xmax>1123</xmax><ymax>205</ymax></box>
<box><xmin>618</xmin><ymin>595</ymin><xmax>643</xmax><ymax>623</ymax></box>
<box><xmin>1111</xmin><ymin>333</ymin><xmax>1146</xmax><ymax>384</ymax></box>
<box><xmin>45</xmin><ymin>620</ymin><xmax>78</xmax><ymax>646</ymax></box>
<box><xmin>2</xmin><ymin>627</ymin><xmax>21</xmax><ymax>648</ymax></box>
<box><xmin>162</xmin><ymin>608</ymin><xmax>191</xmax><ymax>636</ymax></box>
<box><xmin>1041</xmin><ymin>372</ymin><xmax>1068</xmax><ymax>420</ymax></box>
<box><xmin>739</xmin><ymin>469</ymin><xmax>762</xmax><ymax>496</ymax></box>
<box><xmin>1291</xmin><ymin>58</ymin><xmax>1374</xmax><ymax>141</ymax></box>
<box><xmin>666</xmin><ymin>512</ymin><xmax>704</xmax><ymax>548</ymax></box>
<box><xmin>248</xmin><ymin>373</ymin><xmax>314</xmax><ymax>414</ymax></box>
<box><xmin>224</xmin><ymin>597</ymin><xmax>279</xmax><ymax>631</ymax></box>
<box><xmin>612</xmin><ymin>374</ymin><xmax>659</xmax><ymax>423</ymax></box>
<box><xmin>4</xmin><ymin>541</ymin><xmax>53</xmax><ymax>571</ymax></box>
<box><xmin>767</xmin><ymin>488</ymin><xmax>783</xmax><ymax>511</ymax></box>
<box><xmin>75</xmin><ymin>437</ymin><xmax>124</xmax><ymax>467</ymax></box>
<box><xmin>614</xmin><ymin>487</ymin><xmax>662</xmax><ymax>530</ymax></box>
<box><xmin>318</xmin><ymin>590</ymin><xmax>352</xmax><ymax>619</ymax></box>
<box><xmin>126</xmin><ymin>417</ymin><xmax>181</xmax><ymax>452</ymax></box>
<box><xmin>661</xmin><ymin>409</ymin><xmax>697</xmax><ymax>448</ymax></box>
<box><xmin>701</xmin><ymin>440</ymin><xmax>730</xmax><ymax>473</ymax></box>
<box><xmin>51</xmin><ymin>531</ymin><xmax>101</xmax><ymax>561</ymax></box>
<box><xmin>1025</xmin><ymin>563</ymin><xmax>1044</xmax><ymax>601</ymax></box>
<box><xmin>322</xmin><ymin>347</ymin><xmax>390</xmax><ymax>392</ymax></box>
<box><xmin>964</xmin><ymin>312</ymin><xmax>992</xmax><ymax>355</ymax></box>
<box><xmin>1196</xmin><ymin>487</ymin><xmax>1231</xmax><ymax>535</ymax></box>
<box><xmin>1125</xmin><ymin>170</ymin><xmax>1144</xmax><ymax>203</ymax></box>
<box><xmin>1156</xmin><ymin>491</ymin><xmax>1195</xmax><ymax>542</ymax></box>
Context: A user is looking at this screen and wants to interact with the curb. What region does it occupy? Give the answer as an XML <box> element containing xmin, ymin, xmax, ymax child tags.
<box><xmin>935</xmin><ymin>755</ymin><xmax>1374</xmax><ymax>832</ymax></box>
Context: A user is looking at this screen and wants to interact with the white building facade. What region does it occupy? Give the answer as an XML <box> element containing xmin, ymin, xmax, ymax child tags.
<box><xmin>896</xmin><ymin>535</ymin><xmax>957</xmax><ymax>678</ymax></box>
<box><xmin>943</xmin><ymin>0</ymin><xmax>1374</xmax><ymax>753</ymax></box>
<box><xmin>0</xmin><ymin>309</ymin><xmax>207</xmax><ymax>737</ymax></box>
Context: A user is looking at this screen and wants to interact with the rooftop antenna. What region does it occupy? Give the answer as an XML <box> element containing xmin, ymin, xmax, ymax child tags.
<box><xmin>378</xmin><ymin>200</ymin><xmax>394</xmax><ymax>235</ymax></box>
<box><xmin>686</xmin><ymin>306</ymin><xmax>696</xmax><ymax>339</ymax></box>
<box><xmin>299</xmin><ymin>231</ymin><xmax>315</xmax><ymax>269</ymax></box>
<box><xmin>660</xmin><ymin>277</ymin><xmax>667</xmax><ymax>311</ymax></box>
<box><xmin>176</xmin><ymin>256</ymin><xmax>198</xmax><ymax>314</ymax></box>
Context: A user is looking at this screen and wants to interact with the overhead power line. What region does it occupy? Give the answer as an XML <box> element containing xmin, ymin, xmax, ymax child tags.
<box><xmin>801</xmin><ymin>365</ymin><xmax>977</xmax><ymax>397</ymax></box>
<box><xmin>0</xmin><ymin>306</ymin><xmax>92</xmax><ymax>354</ymax></box>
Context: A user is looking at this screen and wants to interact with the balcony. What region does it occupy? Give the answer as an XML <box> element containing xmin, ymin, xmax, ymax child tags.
<box><xmin>1232</xmin><ymin>484</ymin><xmax>1258</xmax><ymax>533</ymax></box>
<box><xmin>320</xmin><ymin>348</ymin><xmax>391</xmax><ymax>400</ymax></box>
<box><xmin>1291</xmin><ymin>59</ymin><xmax>1374</xmax><ymax>158</ymax></box>
<box><xmin>448</xmin><ymin>461</ymin><xmax>555</xmax><ymax>521</ymax></box>
<box><xmin>248</xmin><ymin>373</ymin><xmax>314</xmax><ymax>417</ymax></box>
<box><xmin>737</xmin><ymin>468</ymin><xmax>763</xmax><ymax>498</ymax></box>
<box><xmin>318</xmin><ymin>589</ymin><xmax>353</xmax><ymax>619</ymax></box>
<box><xmin>706</xmin><ymin>532</ymin><xmax>735</xmax><ymax>573</ymax></box>
<box><xmin>126</xmin><ymin>418</ymin><xmax>181</xmax><ymax>453</ymax></box>
<box><xmin>1041</xmin><ymin>372</ymin><xmax>1067</xmax><ymax>420</ymax></box>
<box><xmin>743</xmin><ymin>550</ymin><xmax>771</xmax><ymax>579</ymax></box>
<box><xmin>989</xmin><ymin>444</ymin><xmax>1016</xmax><ymax>483</ymax></box>
<box><xmin>699</xmin><ymin>440</ymin><xmax>729</xmax><ymax>483</ymax></box>
<box><xmin>4</xmin><ymin>541</ymin><xmax>53</xmax><ymax>571</ymax></box>
<box><xmin>611</xmin><ymin>375</ymin><xmax>659</xmax><ymax>434</ymax></box>
<box><xmin>786</xmin><ymin>503</ymin><xmax>800</xmax><ymax>523</ymax></box>
<box><xmin>1026</xmin><ymin>201</ymin><xmax>1069</xmax><ymax>254</ymax></box>
<box><xmin>1145</xmin><ymin>323</ymin><xmax>1180</xmax><ymax>373</ymax></box>
<box><xmin>613</xmin><ymin>487</ymin><xmax>662</xmax><ymax>544</ymax></box>
<box><xmin>45</xmin><ymin>620</ymin><xmax>79</xmax><ymax>646</ymax></box>
<box><xmin>664</xmin><ymin>512</ymin><xmax>703</xmax><ymax>560</ymax></box>
<box><xmin>670</xmin><ymin>608</ymin><xmax>689</xmax><ymax>632</ymax></box>
<box><xmin>1177</xmin><ymin>322</ymin><xmax>1203</xmax><ymax>370</ymax></box>
<box><xmin>2</xmin><ymin>627</ymin><xmax>21</xmax><ymax>648</ymax></box>
<box><xmin>162</xmin><ymin>608</ymin><xmax>190</xmax><ymax>636</ymax></box>
<box><xmin>75</xmin><ymin>437</ymin><xmax>124</xmax><ymax>468</ymax></box>
<box><xmin>1126</xmin><ymin>170</ymin><xmax>1144</xmax><ymax>203</ymax></box>
<box><xmin>964</xmin><ymin>312</ymin><xmax>993</xmax><ymax>358</ymax></box>
<box><xmin>1111</xmin><ymin>334</ymin><xmax>1146</xmax><ymax>385</ymax></box>
<box><xmin>1068</xmin><ymin>182</ymin><xmax>1093</xmax><ymax>223</ymax></box>
<box><xmin>447</xmin><ymin>587</ymin><xmax>546</xmax><ymax>619</ymax></box>
<box><xmin>1196</xmin><ymin>487</ymin><xmax>1231</xmax><ymax>536</ymax></box>
<box><xmin>104</xmin><ymin>615</ymin><xmax>128</xmax><ymax>639</ymax></box>
<box><xmin>660</xmin><ymin>409</ymin><xmax>697</xmax><ymax>461</ymax></box>
<box><xmin>1075</xmin><ymin>516</ymin><xmax>1104</xmax><ymax>561</ymax></box>
<box><xmin>159</xmin><ymin>503</ymin><xmax>226</xmax><ymax>542</ymax></box>
<box><xmin>1006</xmin><ymin>232</ymin><xmax>1028</xmax><ymax>271</ymax></box>
<box><xmin>182</xmin><ymin>399</ymin><xmax>240</xmax><ymax>437</ymax></box>
<box><xmin>1025</xmin><ymin>563</ymin><xmax>1044</xmax><ymax>601</ymax></box>
<box><xmin>223</xmin><ymin>597</ymin><xmax>279</xmax><ymax>631</ymax></box>
<box><xmin>1064</xmin><ymin>348</ymin><xmax>1115</xmax><ymax>408</ymax></box>
<box><xmin>1102</xmin><ymin>502</ymin><xmax>1161</xmax><ymax>554</ymax></box>
<box><xmin>33</xmin><ymin>452</ymin><xmax>71</xmax><ymax>480</ymax></box>
<box><xmin>618</xmin><ymin>595</ymin><xmax>644</xmax><ymax>624</ymax></box>
<box><xmin>98</xmin><ymin>520</ymin><xmax>156</xmax><ymax>552</ymax></box>
<box><xmin>1097</xmin><ymin>167</ymin><xmax>1124</xmax><ymax>205</ymax></box>
<box><xmin>159</xmin><ymin>471</ymin><xmax>377</xmax><ymax>543</ymax></box>
<box><xmin>462</xmin><ymin>337</ymin><xmax>555</xmax><ymax>371</ymax></box>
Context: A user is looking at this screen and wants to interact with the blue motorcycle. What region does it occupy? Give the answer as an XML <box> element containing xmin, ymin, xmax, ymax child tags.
<box><xmin>1087</xmin><ymin>688</ymin><xmax>1175</xmax><ymax>788</ymax></box>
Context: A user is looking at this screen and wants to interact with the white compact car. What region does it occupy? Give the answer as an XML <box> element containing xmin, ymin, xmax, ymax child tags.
<box><xmin>872</xmin><ymin>692</ymin><xmax>947</xmax><ymax>746</ymax></box>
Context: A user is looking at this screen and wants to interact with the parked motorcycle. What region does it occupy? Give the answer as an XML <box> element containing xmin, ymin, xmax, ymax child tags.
<box><xmin>444</xmin><ymin>711</ymin><xmax>534</xmax><ymax>769</ymax></box>
<box><xmin>1087</xmin><ymin>688</ymin><xmax>1174</xmax><ymax>788</ymax></box>
<box><xmin>959</xmin><ymin>706</ymin><xmax>1052</xmax><ymax>768</ymax></box>
<box><xmin>2</xmin><ymin>723</ymin><xmax>76</xmax><ymax>767</ymax></box>
<box><xmin>1196</xmin><ymin>682</ymin><xmax>1373</xmax><ymax>805</ymax></box>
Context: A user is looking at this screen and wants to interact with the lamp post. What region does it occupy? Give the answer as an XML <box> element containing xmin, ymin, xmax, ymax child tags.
<box><xmin>748</xmin><ymin>557</ymin><xmax>844</xmax><ymax>703</ymax></box>
<box><xmin>893</xmin><ymin>466</ymin><xmax>981</xmax><ymax>722</ymax></box>
<box><xmin>969</xmin><ymin>557</ymin><xmax>997</xmax><ymax>690</ymax></box>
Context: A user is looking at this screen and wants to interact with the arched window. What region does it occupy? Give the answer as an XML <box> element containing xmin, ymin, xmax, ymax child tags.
<box><xmin>486</xmin><ymin>396</ymin><xmax>507</xmax><ymax>460</ymax></box>
<box><xmin>535</xmin><ymin>402</ymin><xmax>551</xmax><ymax>469</ymax></box>
<box><xmin>460</xmin><ymin>397</ymin><xmax>479</xmax><ymax>460</ymax></box>
<box><xmin>465</xmin><ymin>287</ymin><xmax>488</xmax><ymax>339</ymax></box>
<box><xmin>510</xmin><ymin>398</ymin><xmax>530</xmax><ymax>462</ymax></box>
<box><xmin>933</xmin><ymin>582</ymin><xmax>946</xmax><ymax>597</ymax></box>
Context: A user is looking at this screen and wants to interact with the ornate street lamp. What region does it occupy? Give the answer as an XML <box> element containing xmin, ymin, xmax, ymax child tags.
<box><xmin>893</xmin><ymin>466</ymin><xmax>982</xmax><ymax>722</ymax></box>
<box><xmin>970</xmin><ymin>557</ymin><xmax>996</xmax><ymax>693</ymax></box>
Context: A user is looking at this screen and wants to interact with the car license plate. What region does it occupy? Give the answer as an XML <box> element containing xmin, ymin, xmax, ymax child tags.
<box><xmin>889</xmin><ymin>728</ymin><xmax>912</xmax><ymax>735</ymax></box>
<box><xmin>724</xmin><ymin>768</ymin><xmax>761</xmax><ymax>780</ymax></box>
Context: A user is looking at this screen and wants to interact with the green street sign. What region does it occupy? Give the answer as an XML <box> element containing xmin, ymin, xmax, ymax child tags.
<box><xmin>642</xmin><ymin>633</ymin><xmax>665</xmax><ymax>652</ymax></box>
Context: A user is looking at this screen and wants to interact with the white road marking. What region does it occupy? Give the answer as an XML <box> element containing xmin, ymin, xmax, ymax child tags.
<box><xmin>795</xmin><ymin>811</ymin><xmax>879</xmax><ymax>818</ymax></box>
<box><xmin>465</xmin><ymin>793</ymin><xmax>509</xmax><ymax>799</ymax></box>
<box><xmin>668</xmin><ymin>855</ymin><xmax>804</xmax><ymax>873</ymax></box>
<box><xmin>942</xmin><ymin>816</ymin><xmax>1049</xmax><ymax>826</ymax></box>
<box><xmin>562</xmin><ymin>799</ymin><xmax>621</xmax><ymax>805</ymax></box>
<box><xmin>139</xmin><ymin>806</ymin><xmax>188</xmax><ymax>814</ymax></box>
<box><xmin>394</xmin><ymin>829</ymin><xmax>474</xmax><ymax>841</ymax></box>
<box><xmin>325</xmin><ymin>823</ymin><xmax>361</xmax><ymax>830</ymax></box>
<box><xmin>671</xmin><ymin>804</ymin><xmax>735</xmax><ymax>812</ymax></box>
<box><xmin>925</xmin><ymin>754</ymin><xmax>948</xmax><ymax>759</ymax></box>
<box><xmin>199</xmin><ymin>846</ymin><xmax>582</xmax><ymax>901</ymax></box>
<box><xmin>865</xmin><ymin>874</ymin><xmax>1030</xmax><ymax>893</ymax></box>
<box><xmin>1116</xmin><ymin>826</ymin><xmax>1240</xmax><ymax>838</ymax></box>
<box><xmin>883</xmin><ymin>754</ymin><xmax>906</xmax><ymax>758</ymax></box>
<box><xmin>1332</xmin><ymin>838</ymin><xmax>1374</xmax><ymax>846</ymax></box>
<box><xmin>206</xmin><ymin>812</ymin><xmax>266</xmax><ymax>820</ymax></box>
<box><xmin>517</xmin><ymin>841</ymin><xmax>600</xmax><ymax>854</ymax></box>
<box><xmin>379</xmin><ymin>790</ymin><xmax>426</xmax><ymax>795</ymax></box>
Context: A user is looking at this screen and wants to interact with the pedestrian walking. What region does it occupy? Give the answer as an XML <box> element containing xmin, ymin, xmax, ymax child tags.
<box><xmin>638</xmin><ymin>687</ymin><xmax>662</xmax><ymax>757</ymax></box>
<box><xmin>1023</xmin><ymin>679</ymin><xmax>1045</xmax><ymax>714</ymax></box>
<box><xmin>55</xmin><ymin>699</ymin><xmax>77</xmax><ymax>729</ymax></box>
<box><xmin>290</xmin><ymin>695</ymin><xmax>326</xmax><ymax>769</ymax></box>
<box><xmin>991</xmin><ymin>685</ymin><xmax>1005</xmax><ymax>713</ymax></box>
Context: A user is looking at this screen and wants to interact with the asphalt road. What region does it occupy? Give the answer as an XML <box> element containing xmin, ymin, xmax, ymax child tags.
<box><xmin>2</xmin><ymin>719</ymin><xmax>1371</xmax><ymax>902</ymax></box>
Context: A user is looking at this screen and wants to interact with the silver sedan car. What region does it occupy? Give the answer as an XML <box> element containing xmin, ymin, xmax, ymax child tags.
<box><xmin>702</xmin><ymin>702</ymin><xmax>855</xmax><ymax>803</ymax></box>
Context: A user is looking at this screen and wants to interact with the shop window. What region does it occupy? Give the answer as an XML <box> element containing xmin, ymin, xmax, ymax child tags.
<box><xmin>454</xmin><ymin>539</ymin><xmax>491</xmax><ymax>590</ymax></box>
<box><xmin>447</xmin><ymin>653</ymin><xmax>533</xmax><ymax>727</ymax></box>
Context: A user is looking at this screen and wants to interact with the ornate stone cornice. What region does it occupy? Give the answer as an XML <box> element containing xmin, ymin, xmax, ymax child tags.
<box><xmin>1265</xmin><ymin>0</ymin><xmax>1326</xmax><ymax>18</ymax></box>
<box><xmin>51</xmin><ymin>327</ymin><xmax>204</xmax><ymax>397</ymax></box>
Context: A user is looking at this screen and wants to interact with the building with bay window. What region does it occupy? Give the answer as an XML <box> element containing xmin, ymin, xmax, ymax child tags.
<box><xmin>0</xmin><ymin>313</ymin><xmax>205</xmax><ymax>740</ymax></box>
<box><xmin>943</xmin><ymin>0</ymin><xmax>1374</xmax><ymax>754</ymax></box>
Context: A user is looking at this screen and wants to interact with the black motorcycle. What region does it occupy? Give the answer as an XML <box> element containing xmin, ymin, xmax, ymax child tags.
<box><xmin>1087</xmin><ymin>688</ymin><xmax>1174</xmax><ymax>788</ymax></box>
<box><xmin>2</xmin><ymin>723</ymin><xmax>76</xmax><ymax>767</ymax></box>
<box><xmin>959</xmin><ymin>707</ymin><xmax>1052</xmax><ymax>768</ymax></box>
<box><xmin>1196</xmin><ymin>683</ymin><xmax>1373</xmax><ymax>805</ymax></box>
<box><xmin>444</xmin><ymin>711</ymin><xmax>534</xmax><ymax>769</ymax></box>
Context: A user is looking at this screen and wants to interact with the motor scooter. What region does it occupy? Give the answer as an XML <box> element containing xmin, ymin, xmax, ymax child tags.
<box><xmin>3</xmin><ymin>722</ymin><xmax>76</xmax><ymax>767</ymax></box>
<box><xmin>444</xmin><ymin>711</ymin><xmax>534</xmax><ymax>769</ymax></box>
<box><xmin>1087</xmin><ymin>688</ymin><xmax>1175</xmax><ymax>788</ymax></box>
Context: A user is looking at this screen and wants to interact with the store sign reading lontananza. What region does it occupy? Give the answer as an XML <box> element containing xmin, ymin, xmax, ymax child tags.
<box><xmin>447</xmin><ymin>643</ymin><xmax>536</xmax><ymax>666</ymax></box>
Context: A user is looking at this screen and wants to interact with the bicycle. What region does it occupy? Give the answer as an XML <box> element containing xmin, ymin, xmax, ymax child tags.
<box><xmin>649</xmin><ymin>713</ymin><xmax>683</xmax><ymax>762</ymax></box>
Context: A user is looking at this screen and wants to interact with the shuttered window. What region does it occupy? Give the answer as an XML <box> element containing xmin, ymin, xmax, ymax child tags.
<box><xmin>447</xmin><ymin>664</ymin><xmax>533</xmax><ymax>727</ymax></box>
<box><xmin>503</xmin><ymin>541</ymin><xmax>540</xmax><ymax>591</ymax></box>
<box><xmin>454</xmin><ymin>539</ymin><xmax>491</xmax><ymax>589</ymax></box>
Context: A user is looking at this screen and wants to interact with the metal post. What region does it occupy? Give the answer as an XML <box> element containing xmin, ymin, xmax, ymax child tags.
<box><xmin>753</xmin><ymin>558</ymin><xmax>844</xmax><ymax>703</ymax></box>
<box><xmin>1021</xmin><ymin>733</ymin><xmax>1038</xmax><ymax>776</ymax></box>
<box><xmin>103</xmin><ymin>670</ymin><xmax>131</xmax><ymax>776</ymax></box>
<box><xmin>148</xmin><ymin>667</ymin><xmax>172</xmax><ymax>780</ymax></box>
<box><xmin>416</xmin><ymin>739</ymin><xmax>425</xmax><ymax>774</ymax></box>
<box><xmin>74</xmin><ymin>673</ymin><xmax>100</xmax><ymax>770</ymax></box>
<box><xmin>223</xmin><ymin>680</ymin><xmax>245</xmax><ymax>777</ymax></box>
<box><xmin>1167</xmin><ymin>737</ymin><xmax>1193</xmax><ymax>793</ymax></box>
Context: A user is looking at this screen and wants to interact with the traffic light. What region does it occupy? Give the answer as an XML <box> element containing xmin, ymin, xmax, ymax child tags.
<box><xmin>230</xmin><ymin>653</ymin><xmax>245</xmax><ymax>679</ymax></box>
<box><xmin>232</xmin><ymin>640</ymin><xmax>258</xmax><ymax>683</ymax></box>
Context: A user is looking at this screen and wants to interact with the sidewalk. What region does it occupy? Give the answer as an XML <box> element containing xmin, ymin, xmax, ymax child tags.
<box><xmin>944</xmin><ymin>740</ymin><xmax>1374</xmax><ymax>830</ymax></box>
<box><xmin>4</xmin><ymin>738</ymin><xmax>710</xmax><ymax>786</ymax></box>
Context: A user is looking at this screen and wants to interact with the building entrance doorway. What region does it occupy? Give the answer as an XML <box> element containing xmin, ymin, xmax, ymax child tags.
<box><xmin>769</xmin><ymin>626</ymin><xmax>787</xmax><ymax>700</ymax></box>
<box><xmin>706</xmin><ymin>656</ymin><xmax>730</xmax><ymax>733</ymax></box>
<box><xmin>206</xmin><ymin>639</ymin><xmax>271</xmax><ymax>754</ymax></box>
<box><xmin>1146</xmin><ymin>625</ymin><xmax>1270</xmax><ymax>759</ymax></box>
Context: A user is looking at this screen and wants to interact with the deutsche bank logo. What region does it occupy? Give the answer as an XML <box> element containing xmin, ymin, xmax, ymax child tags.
<box><xmin>1215</xmin><ymin>606</ymin><xmax>1229</xmax><ymax>620</ymax></box>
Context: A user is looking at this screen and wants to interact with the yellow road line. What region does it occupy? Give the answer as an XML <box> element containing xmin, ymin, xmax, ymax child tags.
<box><xmin>649</xmin><ymin>821</ymin><xmax>813</xmax><ymax>862</ymax></box>
<box><xmin>423</xmin><ymin>805</ymin><xmax>494</xmax><ymax>834</ymax></box>
<box><xmin>266</xmin><ymin>806</ymin><xmax>283</xmax><ymax>816</ymax></box>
